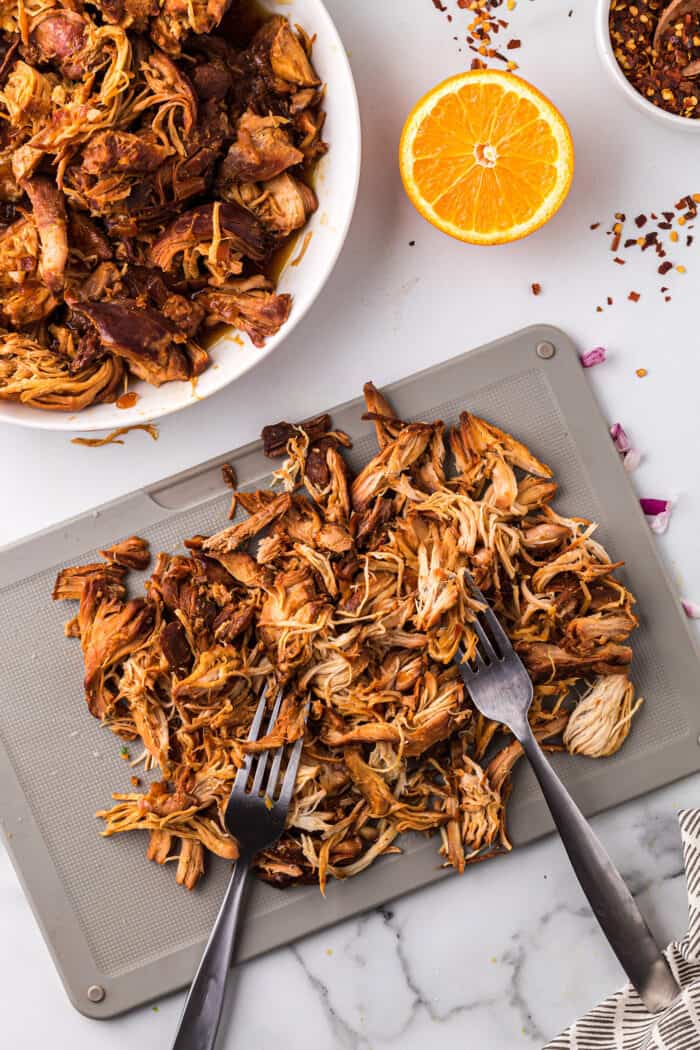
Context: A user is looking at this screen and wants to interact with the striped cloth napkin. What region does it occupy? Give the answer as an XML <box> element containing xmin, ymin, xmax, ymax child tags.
<box><xmin>546</xmin><ymin>810</ymin><xmax>700</xmax><ymax>1050</ymax></box>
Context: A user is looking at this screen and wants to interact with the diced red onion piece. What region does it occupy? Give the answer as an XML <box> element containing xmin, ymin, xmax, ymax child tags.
<box><xmin>639</xmin><ymin>498</ymin><xmax>668</xmax><ymax>516</ymax></box>
<box><xmin>581</xmin><ymin>346</ymin><xmax>607</xmax><ymax>368</ymax></box>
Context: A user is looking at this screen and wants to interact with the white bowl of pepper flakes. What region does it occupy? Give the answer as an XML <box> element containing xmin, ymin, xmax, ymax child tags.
<box><xmin>596</xmin><ymin>0</ymin><xmax>700</xmax><ymax>130</ymax></box>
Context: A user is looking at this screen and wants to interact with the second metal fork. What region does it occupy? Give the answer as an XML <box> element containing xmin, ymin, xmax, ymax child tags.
<box><xmin>457</xmin><ymin>579</ymin><xmax>680</xmax><ymax>1014</ymax></box>
<box><xmin>172</xmin><ymin>685</ymin><xmax>306</xmax><ymax>1050</ymax></box>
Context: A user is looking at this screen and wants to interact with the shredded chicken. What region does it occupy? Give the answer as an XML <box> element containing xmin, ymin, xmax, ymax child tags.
<box><xmin>55</xmin><ymin>385</ymin><xmax>642</xmax><ymax>889</ymax></box>
<box><xmin>0</xmin><ymin>7</ymin><xmax>325</xmax><ymax>412</ymax></box>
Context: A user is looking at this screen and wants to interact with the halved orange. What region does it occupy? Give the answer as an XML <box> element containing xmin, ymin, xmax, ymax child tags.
<box><xmin>399</xmin><ymin>70</ymin><xmax>574</xmax><ymax>245</ymax></box>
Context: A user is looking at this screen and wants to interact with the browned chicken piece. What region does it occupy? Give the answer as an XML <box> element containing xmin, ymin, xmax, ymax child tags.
<box><xmin>363</xmin><ymin>381</ymin><xmax>406</xmax><ymax>448</ymax></box>
<box><xmin>203</xmin><ymin>493</ymin><xmax>292</xmax><ymax>555</ymax></box>
<box><xmin>563</xmin><ymin>609</ymin><xmax>638</xmax><ymax>651</ymax></box>
<box><xmin>190</xmin><ymin>59</ymin><xmax>232</xmax><ymax>100</ymax></box>
<box><xmin>230</xmin><ymin>173</ymin><xmax>317</xmax><ymax>238</ymax></box>
<box><xmin>351</xmin><ymin>423</ymin><xmax>435</xmax><ymax>511</ymax></box>
<box><xmin>99</xmin><ymin>0</ymin><xmax>159</xmax><ymax>30</ymax></box>
<box><xmin>262</xmin><ymin>413</ymin><xmax>332</xmax><ymax>457</ymax></box>
<box><xmin>79</xmin><ymin>578</ymin><xmax>157</xmax><ymax>717</ymax></box>
<box><xmin>2</xmin><ymin>282</ymin><xmax>57</xmax><ymax>326</ymax></box>
<box><xmin>100</xmin><ymin>536</ymin><xmax>151</xmax><ymax>570</ymax></box>
<box><xmin>518</xmin><ymin>640</ymin><xmax>633</xmax><ymax>681</ymax></box>
<box><xmin>22</xmin><ymin>177</ymin><xmax>68</xmax><ymax>292</ymax></box>
<box><xmin>68</xmin><ymin>211</ymin><xmax>113</xmax><ymax>262</ymax></box>
<box><xmin>197</xmin><ymin>277</ymin><xmax>291</xmax><ymax>347</ymax></box>
<box><xmin>249</xmin><ymin>16</ymin><xmax>321</xmax><ymax>91</ymax></box>
<box><xmin>72</xmin><ymin>300</ymin><xmax>198</xmax><ymax>385</ymax></box>
<box><xmin>28</xmin><ymin>10</ymin><xmax>90</xmax><ymax>80</ymax></box>
<box><xmin>82</xmin><ymin>130</ymin><xmax>172</xmax><ymax>174</ymax></box>
<box><xmin>53</xmin><ymin>562</ymin><xmax>127</xmax><ymax>601</ymax></box>
<box><xmin>150</xmin><ymin>0</ymin><xmax>227</xmax><ymax>54</ymax></box>
<box><xmin>218</xmin><ymin>110</ymin><xmax>304</xmax><ymax>185</ymax></box>
<box><xmin>149</xmin><ymin>201</ymin><xmax>270</xmax><ymax>275</ymax></box>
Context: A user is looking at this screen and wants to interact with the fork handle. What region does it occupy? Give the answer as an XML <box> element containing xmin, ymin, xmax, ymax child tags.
<box><xmin>518</xmin><ymin>724</ymin><xmax>680</xmax><ymax>1014</ymax></box>
<box><xmin>171</xmin><ymin>854</ymin><xmax>250</xmax><ymax>1050</ymax></box>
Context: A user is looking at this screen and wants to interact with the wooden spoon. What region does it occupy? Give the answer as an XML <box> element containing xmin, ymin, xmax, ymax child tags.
<box><xmin>653</xmin><ymin>0</ymin><xmax>700</xmax><ymax>50</ymax></box>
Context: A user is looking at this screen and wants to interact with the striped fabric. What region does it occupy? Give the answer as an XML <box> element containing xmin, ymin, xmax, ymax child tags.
<box><xmin>545</xmin><ymin>810</ymin><xmax>700</xmax><ymax>1050</ymax></box>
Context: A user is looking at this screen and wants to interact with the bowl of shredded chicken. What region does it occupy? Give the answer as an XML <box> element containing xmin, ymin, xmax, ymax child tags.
<box><xmin>53</xmin><ymin>383</ymin><xmax>642</xmax><ymax>891</ymax></box>
<box><xmin>0</xmin><ymin>0</ymin><xmax>360</xmax><ymax>429</ymax></box>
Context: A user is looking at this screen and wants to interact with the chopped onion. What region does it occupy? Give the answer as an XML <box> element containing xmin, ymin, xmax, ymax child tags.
<box><xmin>623</xmin><ymin>449</ymin><xmax>641</xmax><ymax>472</ymax></box>
<box><xmin>639</xmin><ymin>498</ymin><xmax>668</xmax><ymax>516</ymax></box>
<box><xmin>581</xmin><ymin>346</ymin><xmax>607</xmax><ymax>368</ymax></box>
<box><xmin>610</xmin><ymin>422</ymin><xmax>631</xmax><ymax>452</ymax></box>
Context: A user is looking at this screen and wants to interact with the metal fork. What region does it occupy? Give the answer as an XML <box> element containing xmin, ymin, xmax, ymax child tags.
<box><xmin>172</xmin><ymin>685</ymin><xmax>305</xmax><ymax>1050</ymax></box>
<box><xmin>457</xmin><ymin>579</ymin><xmax>680</xmax><ymax>1014</ymax></box>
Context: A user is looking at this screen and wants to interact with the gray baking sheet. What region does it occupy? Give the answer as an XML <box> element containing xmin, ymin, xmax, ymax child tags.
<box><xmin>1</xmin><ymin>324</ymin><xmax>699</xmax><ymax>1018</ymax></box>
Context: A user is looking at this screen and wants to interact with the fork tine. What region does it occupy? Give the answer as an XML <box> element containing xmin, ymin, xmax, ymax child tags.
<box><xmin>275</xmin><ymin>733</ymin><xmax>305</xmax><ymax>810</ymax></box>
<box><xmin>264</xmin><ymin>731</ymin><xmax>286</xmax><ymax>800</ymax></box>
<box><xmin>232</xmin><ymin>684</ymin><xmax>270</xmax><ymax>793</ymax></box>
<box><xmin>466</xmin><ymin>574</ymin><xmax>513</xmax><ymax>654</ymax></box>
<box><xmin>250</xmin><ymin>688</ymin><xmax>284</xmax><ymax>795</ymax></box>
<box><xmin>471</xmin><ymin>616</ymin><xmax>498</xmax><ymax>662</ymax></box>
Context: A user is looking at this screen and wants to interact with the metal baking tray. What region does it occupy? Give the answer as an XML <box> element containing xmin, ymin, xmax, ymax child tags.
<box><xmin>2</xmin><ymin>324</ymin><xmax>699</xmax><ymax>1018</ymax></box>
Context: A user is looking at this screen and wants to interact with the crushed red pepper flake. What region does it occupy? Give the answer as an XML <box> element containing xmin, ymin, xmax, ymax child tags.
<box><xmin>636</xmin><ymin>367</ymin><xmax>648</xmax><ymax>377</ymax></box>
<box><xmin>432</xmin><ymin>0</ymin><xmax>525</xmax><ymax>70</ymax></box>
<box><xmin>591</xmin><ymin>192</ymin><xmax>699</xmax><ymax>308</ymax></box>
<box><xmin>531</xmin><ymin>282</ymin><xmax>542</xmax><ymax>295</ymax></box>
<box><xmin>628</xmin><ymin>291</ymin><xmax>641</xmax><ymax>302</ymax></box>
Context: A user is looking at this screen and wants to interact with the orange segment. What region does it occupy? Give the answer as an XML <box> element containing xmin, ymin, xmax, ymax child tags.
<box><xmin>399</xmin><ymin>71</ymin><xmax>574</xmax><ymax>245</ymax></box>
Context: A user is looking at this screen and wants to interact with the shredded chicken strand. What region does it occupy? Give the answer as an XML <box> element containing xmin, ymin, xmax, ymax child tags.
<box><xmin>55</xmin><ymin>385</ymin><xmax>642</xmax><ymax>889</ymax></box>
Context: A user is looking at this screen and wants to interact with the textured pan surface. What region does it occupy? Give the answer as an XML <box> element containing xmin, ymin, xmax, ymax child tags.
<box><xmin>1</xmin><ymin>324</ymin><xmax>698</xmax><ymax>1017</ymax></box>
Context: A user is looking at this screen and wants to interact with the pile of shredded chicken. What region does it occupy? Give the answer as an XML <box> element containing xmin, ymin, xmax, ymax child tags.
<box><xmin>0</xmin><ymin>3</ymin><xmax>325</xmax><ymax>411</ymax></box>
<box><xmin>53</xmin><ymin>384</ymin><xmax>643</xmax><ymax>891</ymax></box>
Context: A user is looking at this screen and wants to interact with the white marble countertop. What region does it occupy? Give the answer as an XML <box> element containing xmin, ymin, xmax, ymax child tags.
<box><xmin>3</xmin><ymin>0</ymin><xmax>700</xmax><ymax>1046</ymax></box>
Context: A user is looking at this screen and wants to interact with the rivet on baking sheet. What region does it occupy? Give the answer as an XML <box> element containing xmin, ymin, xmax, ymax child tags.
<box><xmin>536</xmin><ymin>342</ymin><xmax>556</xmax><ymax>359</ymax></box>
<box><xmin>87</xmin><ymin>985</ymin><xmax>105</xmax><ymax>1003</ymax></box>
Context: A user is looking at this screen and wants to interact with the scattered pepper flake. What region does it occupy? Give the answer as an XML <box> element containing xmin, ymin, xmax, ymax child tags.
<box><xmin>636</xmin><ymin>367</ymin><xmax>648</xmax><ymax>377</ymax></box>
<box><xmin>676</xmin><ymin>264</ymin><xmax>686</xmax><ymax>273</ymax></box>
<box><xmin>658</xmin><ymin>260</ymin><xmax>673</xmax><ymax>274</ymax></box>
<box><xmin>670</xmin><ymin>230</ymin><xmax>679</xmax><ymax>242</ymax></box>
<box><xmin>131</xmin><ymin>775</ymin><xmax>140</xmax><ymax>787</ymax></box>
<box><xmin>531</xmin><ymin>282</ymin><xmax>541</xmax><ymax>295</ymax></box>
<box><xmin>634</xmin><ymin>214</ymin><xmax>647</xmax><ymax>227</ymax></box>
<box><xmin>613</xmin><ymin>256</ymin><xmax>625</xmax><ymax>264</ymax></box>
<box><xmin>628</xmin><ymin>291</ymin><xmax>641</xmax><ymax>302</ymax></box>
<box><xmin>590</xmin><ymin>221</ymin><xmax>600</xmax><ymax>230</ymax></box>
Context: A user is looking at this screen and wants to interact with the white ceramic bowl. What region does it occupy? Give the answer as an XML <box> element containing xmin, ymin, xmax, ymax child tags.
<box><xmin>0</xmin><ymin>0</ymin><xmax>361</xmax><ymax>432</ymax></box>
<box><xmin>596</xmin><ymin>0</ymin><xmax>700</xmax><ymax>132</ymax></box>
